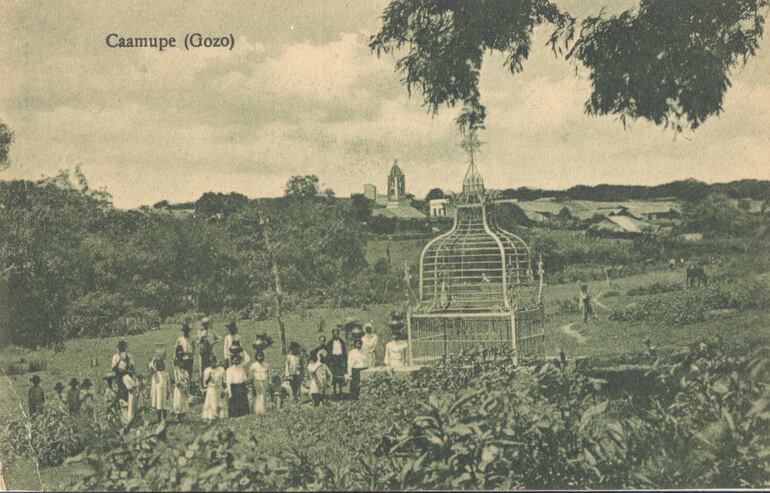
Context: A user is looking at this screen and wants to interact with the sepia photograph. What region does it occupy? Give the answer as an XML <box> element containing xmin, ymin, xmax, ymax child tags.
<box><xmin>1</xmin><ymin>0</ymin><xmax>769</xmax><ymax>490</ymax></box>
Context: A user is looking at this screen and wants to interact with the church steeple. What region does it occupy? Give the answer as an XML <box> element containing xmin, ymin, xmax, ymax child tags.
<box><xmin>388</xmin><ymin>159</ymin><xmax>406</xmax><ymax>202</ymax></box>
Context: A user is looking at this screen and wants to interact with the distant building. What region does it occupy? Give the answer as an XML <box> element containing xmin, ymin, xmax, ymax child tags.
<box><xmin>429</xmin><ymin>198</ymin><xmax>449</xmax><ymax>218</ymax></box>
<box><xmin>586</xmin><ymin>215</ymin><xmax>656</xmax><ymax>239</ymax></box>
<box><xmin>363</xmin><ymin>183</ymin><xmax>377</xmax><ymax>201</ymax></box>
<box><xmin>369</xmin><ymin>160</ymin><xmax>426</xmax><ymax>220</ymax></box>
<box><xmin>387</xmin><ymin>160</ymin><xmax>406</xmax><ymax>203</ymax></box>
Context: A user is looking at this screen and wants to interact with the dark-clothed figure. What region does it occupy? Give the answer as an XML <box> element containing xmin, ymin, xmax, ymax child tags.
<box><xmin>284</xmin><ymin>342</ymin><xmax>303</xmax><ymax>400</ymax></box>
<box><xmin>66</xmin><ymin>378</ymin><xmax>81</xmax><ymax>416</ymax></box>
<box><xmin>580</xmin><ymin>284</ymin><xmax>594</xmax><ymax>324</ymax></box>
<box><xmin>225</xmin><ymin>347</ymin><xmax>250</xmax><ymax>418</ymax></box>
<box><xmin>326</xmin><ymin>328</ymin><xmax>348</xmax><ymax>397</ymax></box>
<box><xmin>197</xmin><ymin>317</ymin><xmax>218</xmax><ymax>389</ymax></box>
<box><xmin>176</xmin><ymin>323</ymin><xmax>194</xmax><ymax>387</ymax></box>
<box><xmin>27</xmin><ymin>375</ymin><xmax>45</xmax><ymax>416</ymax></box>
<box><xmin>347</xmin><ymin>338</ymin><xmax>367</xmax><ymax>400</ymax></box>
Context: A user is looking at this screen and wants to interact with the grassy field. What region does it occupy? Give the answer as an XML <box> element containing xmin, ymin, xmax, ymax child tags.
<box><xmin>365</xmin><ymin>238</ymin><xmax>427</xmax><ymax>268</ymax></box>
<box><xmin>2</xmin><ymin>261</ymin><xmax>770</xmax><ymax>490</ymax></box>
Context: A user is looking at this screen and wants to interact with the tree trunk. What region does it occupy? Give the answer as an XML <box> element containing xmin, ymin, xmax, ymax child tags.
<box><xmin>262</xmin><ymin>219</ymin><xmax>287</xmax><ymax>355</ymax></box>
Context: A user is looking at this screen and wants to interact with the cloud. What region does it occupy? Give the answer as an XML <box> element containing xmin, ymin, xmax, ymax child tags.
<box><xmin>1</xmin><ymin>2</ymin><xmax>769</xmax><ymax>208</ymax></box>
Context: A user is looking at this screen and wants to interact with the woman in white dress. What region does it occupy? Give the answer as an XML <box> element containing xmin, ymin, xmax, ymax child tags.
<box><xmin>360</xmin><ymin>323</ymin><xmax>379</xmax><ymax>369</ymax></box>
<box><xmin>173</xmin><ymin>324</ymin><xmax>193</xmax><ymax>420</ymax></box>
<box><xmin>120</xmin><ymin>369</ymin><xmax>138</xmax><ymax>428</ymax></box>
<box><xmin>202</xmin><ymin>358</ymin><xmax>226</xmax><ymax>420</ymax></box>
<box><xmin>149</xmin><ymin>356</ymin><xmax>169</xmax><ymax>423</ymax></box>
<box><xmin>383</xmin><ymin>333</ymin><xmax>409</xmax><ymax>369</ymax></box>
<box><xmin>249</xmin><ymin>350</ymin><xmax>269</xmax><ymax>414</ymax></box>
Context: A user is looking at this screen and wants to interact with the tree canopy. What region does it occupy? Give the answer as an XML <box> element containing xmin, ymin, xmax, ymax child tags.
<box><xmin>0</xmin><ymin>120</ymin><xmax>14</xmax><ymax>170</ymax></box>
<box><xmin>370</xmin><ymin>0</ymin><xmax>769</xmax><ymax>133</ymax></box>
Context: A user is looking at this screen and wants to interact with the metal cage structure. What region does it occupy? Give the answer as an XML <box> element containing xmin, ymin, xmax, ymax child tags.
<box><xmin>407</xmin><ymin>158</ymin><xmax>545</xmax><ymax>364</ymax></box>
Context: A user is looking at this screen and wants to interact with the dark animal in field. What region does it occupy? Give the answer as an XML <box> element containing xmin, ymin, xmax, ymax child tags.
<box><xmin>686</xmin><ymin>264</ymin><xmax>708</xmax><ymax>288</ymax></box>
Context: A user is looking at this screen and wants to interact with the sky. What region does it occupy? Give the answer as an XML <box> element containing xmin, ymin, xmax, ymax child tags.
<box><xmin>1</xmin><ymin>0</ymin><xmax>768</xmax><ymax>209</ymax></box>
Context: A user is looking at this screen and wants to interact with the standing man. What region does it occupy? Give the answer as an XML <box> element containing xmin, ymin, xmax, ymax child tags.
<box><xmin>27</xmin><ymin>375</ymin><xmax>45</xmax><ymax>416</ymax></box>
<box><xmin>326</xmin><ymin>328</ymin><xmax>348</xmax><ymax>398</ymax></box>
<box><xmin>197</xmin><ymin>317</ymin><xmax>219</xmax><ymax>390</ymax></box>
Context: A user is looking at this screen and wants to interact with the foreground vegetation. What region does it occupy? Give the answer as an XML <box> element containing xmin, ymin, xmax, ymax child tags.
<box><xmin>3</xmin><ymin>336</ymin><xmax>768</xmax><ymax>490</ymax></box>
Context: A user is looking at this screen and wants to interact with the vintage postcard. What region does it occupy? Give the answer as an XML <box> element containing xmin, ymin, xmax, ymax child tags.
<box><xmin>1</xmin><ymin>0</ymin><xmax>769</xmax><ymax>491</ymax></box>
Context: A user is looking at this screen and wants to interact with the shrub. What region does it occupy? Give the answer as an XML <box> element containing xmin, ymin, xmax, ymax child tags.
<box><xmin>626</xmin><ymin>281</ymin><xmax>683</xmax><ymax>296</ymax></box>
<box><xmin>63</xmin><ymin>293</ymin><xmax>159</xmax><ymax>338</ymax></box>
<box><xmin>1</xmin><ymin>407</ymin><xmax>83</xmax><ymax>467</ymax></box>
<box><xmin>0</xmin><ymin>357</ymin><xmax>48</xmax><ymax>376</ymax></box>
<box><xmin>610</xmin><ymin>278</ymin><xmax>770</xmax><ymax>325</ymax></box>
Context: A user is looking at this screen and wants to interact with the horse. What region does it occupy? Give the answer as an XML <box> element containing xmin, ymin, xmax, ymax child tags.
<box><xmin>686</xmin><ymin>264</ymin><xmax>708</xmax><ymax>288</ymax></box>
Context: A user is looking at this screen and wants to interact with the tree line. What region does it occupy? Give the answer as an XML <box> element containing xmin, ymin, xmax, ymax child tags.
<box><xmin>0</xmin><ymin>171</ymin><xmax>403</xmax><ymax>348</ymax></box>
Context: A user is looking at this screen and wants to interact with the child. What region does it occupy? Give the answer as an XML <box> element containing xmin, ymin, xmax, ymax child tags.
<box><xmin>80</xmin><ymin>378</ymin><xmax>95</xmax><ymax>417</ymax></box>
<box><xmin>102</xmin><ymin>373</ymin><xmax>118</xmax><ymax>415</ymax></box>
<box><xmin>27</xmin><ymin>375</ymin><xmax>45</xmax><ymax>416</ymax></box>
<box><xmin>202</xmin><ymin>358</ymin><xmax>226</xmax><ymax>421</ymax></box>
<box><xmin>53</xmin><ymin>382</ymin><xmax>66</xmax><ymax>410</ymax></box>
<box><xmin>269</xmin><ymin>375</ymin><xmax>288</xmax><ymax>410</ymax></box>
<box><xmin>249</xmin><ymin>350</ymin><xmax>269</xmax><ymax>414</ymax></box>
<box><xmin>66</xmin><ymin>378</ymin><xmax>81</xmax><ymax>416</ymax></box>
<box><xmin>149</xmin><ymin>357</ymin><xmax>169</xmax><ymax>423</ymax></box>
<box><xmin>307</xmin><ymin>349</ymin><xmax>332</xmax><ymax>407</ymax></box>
<box><xmin>284</xmin><ymin>342</ymin><xmax>303</xmax><ymax>400</ymax></box>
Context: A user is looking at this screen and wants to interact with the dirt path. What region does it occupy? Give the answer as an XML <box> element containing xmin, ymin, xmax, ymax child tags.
<box><xmin>561</xmin><ymin>322</ymin><xmax>586</xmax><ymax>344</ymax></box>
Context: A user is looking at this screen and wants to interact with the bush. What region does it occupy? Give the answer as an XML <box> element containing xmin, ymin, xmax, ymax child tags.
<box><xmin>626</xmin><ymin>281</ymin><xmax>682</xmax><ymax>296</ymax></box>
<box><xmin>63</xmin><ymin>293</ymin><xmax>159</xmax><ymax>338</ymax></box>
<box><xmin>0</xmin><ymin>357</ymin><xmax>47</xmax><ymax>376</ymax></box>
<box><xmin>610</xmin><ymin>278</ymin><xmax>770</xmax><ymax>325</ymax></box>
<box><xmin>1</xmin><ymin>407</ymin><xmax>83</xmax><ymax>467</ymax></box>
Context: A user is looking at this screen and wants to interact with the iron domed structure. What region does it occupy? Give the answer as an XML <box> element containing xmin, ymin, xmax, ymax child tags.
<box><xmin>406</xmin><ymin>149</ymin><xmax>545</xmax><ymax>364</ymax></box>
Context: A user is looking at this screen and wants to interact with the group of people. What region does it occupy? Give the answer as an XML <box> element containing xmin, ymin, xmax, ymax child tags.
<box><xmin>26</xmin><ymin>374</ymin><xmax>96</xmax><ymax>418</ymax></box>
<box><xmin>27</xmin><ymin>314</ymin><xmax>413</xmax><ymax>430</ymax></box>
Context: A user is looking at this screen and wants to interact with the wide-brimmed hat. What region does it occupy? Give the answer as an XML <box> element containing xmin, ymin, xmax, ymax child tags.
<box><xmin>229</xmin><ymin>345</ymin><xmax>243</xmax><ymax>356</ymax></box>
<box><xmin>30</xmin><ymin>375</ymin><xmax>41</xmax><ymax>384</ymax></box>
<box><xmin>68</xmin><ymin>377</ymin><xmax>79</xmax><ymax>387</ymax></box>
<box><xmin>54</xmin><ymin>382</ymin><xmax>65</xmax><ymax>392</ymax></box>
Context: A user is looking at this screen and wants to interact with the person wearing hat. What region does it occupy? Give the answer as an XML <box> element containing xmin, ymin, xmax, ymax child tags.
<box><xmin>80</xmin><ymin>378</ymin><xmax>95</xmax><ymax>417</ymax></box>
<box><xmin>27</xmin><ymin>375</ymin><xmax>45</xmax><ymax>416</ymax></box>
<box><xmin>361</xmin><ymin>323</ymin><xmax>379</xmax><ymax>369</ymax></box>
<box><xmin>197</xmin><ymin>317</ymin><xmax>219</xmax><ymax>390</ymax></box>
<box><xmin>66</xmin><ymin>378</ymin><xmax>81</xmax><ymax>416</ymax></box>
<box><xmin>225</xmin><ymin>346</ymin><xmax>250</xmax><ymax>418</ymax></box>
<box><xmin>223</xmin><ymin>321</ymin><xmax>240</xmax><ymax>364</ymax></box>
<box><xmin>202</xmin><ymin>356</ymin><xmax>227</xmax><ymax>420</ymax></box>
<box><xmin>325</xmin><ymin>328</ymin><xmax>347</xmax><ymax>398</ymax></box>
<box><xmin>249</xmin><ymin>349</ymin><xmax>269</xmax><ymax>414</ymax></box>
<box><xmin>111</xmin><ymin>340</ymin><xmax>134</xmax><ymax>377</ymax></box>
